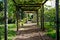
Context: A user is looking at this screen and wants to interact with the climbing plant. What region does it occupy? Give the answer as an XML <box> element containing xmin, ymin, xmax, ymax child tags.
<box><xmin>14</xmin><ymin>0</ymin><xmax>44</xmax><ymax>4</ymax></box>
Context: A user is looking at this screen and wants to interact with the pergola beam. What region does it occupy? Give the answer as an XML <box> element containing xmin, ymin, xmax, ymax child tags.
<box><xmin>42</xmin><ymin>0</ymin><xmax>48</xmax><ymax>5</ymax></box>
<box><xmin>13</xmin><ymin>0</ymin><xmax>17</xmax><ymax>4</ymax></box>
<box><xmin>17</xmin><ymin>4</ymin><xmax>41</xmax><ymax>7</ymax></box>
<box><xmin>21</xmin><ymin>8</ymin><xmax>39</xmax><ymax>11</ymax></box>
<box><xmin>12</xmin><ymin>0</ymin><xmax>48</xmax><ymax>12</ymax></box>
<box><xmin>12</xmin><ymin>0</ymin><xmax>48</xmax><ymax>7</ymax></box>
<box><xmin>24</xmin><ymin>11</ymin><xmax>36</xmax><ymax>13</ymax></box>
<box><xmin>12</xmin><ymin>0</ymin><xmax>42</xmax><ymax>5</ymax></box>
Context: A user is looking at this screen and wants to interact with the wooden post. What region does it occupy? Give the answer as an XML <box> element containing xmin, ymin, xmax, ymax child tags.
<box><xmin>16</xmin><ymin>6</ymin><xmax>19</xmax><ymax>33</ymax></box>
<box><xmin>55</xmin><ymin>0</ymin><xmax>59</xmax><ymax>40</ymax></box>
<box><xmin>41</xmin><ymin>5</ymin><xmax>44</xmax><ymax>31</ymax></box>
<box><xmin>16</xmin><ymin>14</ymin><xmax>19</xmax><ymax>32</ymax></box>
<box><xmin>4</xmin><ymin>0</ymin><xmax>8</xmax><ymax>40</ymax></box>
<box><xmin>20</xmin><ymin>9</ymin><xmax>21</xmax><ymax>27</ymax></box>
<box><xmin>36</xmin><ymin>10</ymin><xmax>39</xmax><ymax>26</ymax></box>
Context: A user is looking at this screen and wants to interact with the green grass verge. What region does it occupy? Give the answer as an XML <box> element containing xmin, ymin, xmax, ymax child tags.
<box><xmin>0</xmin><ymin>24</ymin><xmax>16</xmax><ymax>40</ymax></box>
<box><xmin>44</xmin><ymin>22</ymin><xmax>60</xmax><ymax>39</ymax></box>
<box><xmin>46</xmin><ymin>29</ymin><xmax>56</xmax><ymax>39</ymax></box>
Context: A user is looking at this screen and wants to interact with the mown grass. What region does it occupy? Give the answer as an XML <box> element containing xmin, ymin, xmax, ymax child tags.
<box><xmin>0</xmin><ymin>24</ymin><xmax>16</xmax><ymax>40</ymax></box>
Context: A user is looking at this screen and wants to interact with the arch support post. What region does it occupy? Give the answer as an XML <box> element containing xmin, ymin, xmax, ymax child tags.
<box><xmin>36</xmin><ymin>10</ymin><xmax>39</xmax><ymax>26</ymax></box>
<box><xmin>4</xmin><ymin>0</ymin><xmax>8</xmax><ymax>40</ymax></box>
<box><xmin>55</xmin><ymin>0</ymin><xmax>59</xmax><ymax>40</ymax></box>
<box><xmin>40</xmin><ymin>5</ymin><xmax>44</xmax><ymax>31</ymax></box>
<box><xmin>16</xmin><ymin>6</ymin><xmax>20</xmax><ymax>34</ymax></box>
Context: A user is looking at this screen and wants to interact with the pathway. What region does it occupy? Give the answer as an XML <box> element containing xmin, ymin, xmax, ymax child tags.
<box><xmin>13</xmin><ymin>23</ymin><xmax>54</xmax><ymax>40</ymax></box>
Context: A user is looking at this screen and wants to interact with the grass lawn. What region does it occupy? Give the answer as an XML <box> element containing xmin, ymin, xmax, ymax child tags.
<box><xmin>0</xmin><ymin>24</ymin><xmax>16</xmax><ymax>40</ymax></box>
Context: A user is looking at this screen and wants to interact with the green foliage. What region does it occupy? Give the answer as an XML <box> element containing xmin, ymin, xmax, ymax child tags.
<box><xmin>44</xmin><ymin>22</ymin><xmax>56</xmax><ymax>39</ymax></box>
<box><xmin>0</xmin><ymin>12</ymin><xmax>4</xmax><ymax>24</ymax></box>
<box><xmin>8</xmin><ymin>0</ymin><xmax>16</xmax><ymax>23</ymax></box>
<box><xmin>0</xmin><ymin>0</ymin><xmax>16</xmax><ymax>24</ymax></box>
<box><xmin>46</xmin><ymin>30</ymin><xmax>56</xmax><ymax>39</ymax></box>
<box><xmin>0</xmin><ymin>1</ymin><xmax>3</xmax><ymax>11</ymax></box>
<box><xmin>19</xmin><ymin>18</ymin><xmax>27</xmax><ymax>25</ymax></box>
<box><xmin>14</xmin><ymin>0</ymin><xmax>44</xmax><ymax>4</ymax></box>
<box><xmin>44</xmin><ymin>8</ymin><xmax>56</xmax><ymax>22</ymax></box>
<box><xmin>0</xmin><ymin>24</ymin><xmax>16</xmax><ymax>40</ymax></box>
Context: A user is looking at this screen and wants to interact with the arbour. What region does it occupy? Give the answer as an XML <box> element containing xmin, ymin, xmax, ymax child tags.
<box><xmin>12</xmin><ymin>0</ymin><xmax>47</xmax><ymax>31</ymax></box>
<box><xmin>3</xmin><ymin>0</ymin><xmax>60</xmax><ymax>40</ymax></box>
<box><xmin>12</xmin><ymin>0</ymin><xmax>60</xmax><ymax>40</ymax></box>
